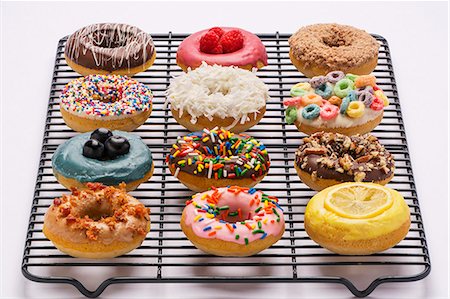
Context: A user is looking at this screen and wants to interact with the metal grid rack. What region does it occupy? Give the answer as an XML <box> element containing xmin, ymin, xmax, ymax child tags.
<box><xmin>22</xmin><ymin>33</ymin><xmax>431</xmax><ymax>298</ymax></box>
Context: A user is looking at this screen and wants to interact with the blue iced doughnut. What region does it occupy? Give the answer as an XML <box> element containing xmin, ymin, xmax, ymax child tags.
<box><xmin>302</xmin><ymin>104</ymin><xmax>320</xmax><ymax>119</ymax></box>
<box><xmin>334</xmin><ymin>78</ymin><xmax>354</xmax><ymax>98</ymax></box>
<box><xmin>315</xmin><ymin>83</ymin><xmax>333</xmax><ymax>99</ymax></box>
<box><xmin>52</xmin><ymin>131</ymin><xmax>153</xmax><ymax>191</ymax></box>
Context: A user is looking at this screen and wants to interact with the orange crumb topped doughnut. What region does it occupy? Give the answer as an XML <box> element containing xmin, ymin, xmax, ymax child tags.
<box><xmin>176</xmin><ymin>27</ymin><xmax>268</xmax><ymax>71</ymax></box>
<box><xmin>43</xmin><ymin>183</ymin><xmax>150</xmax><ymax>259</ymax></box>
<box><xmin>181</xmin><ymin>186</ymin><xmax>285</xmax><ymax>256</ymax></box>
<box><xmin>167</xmin><ymin>128</ymin><xmax>270</xmax><ymax>192</ymax></box>
<box><xmin>289</xmin><ymin>24</ymin><xmax>379</xmax><ymax>77</ymax></box>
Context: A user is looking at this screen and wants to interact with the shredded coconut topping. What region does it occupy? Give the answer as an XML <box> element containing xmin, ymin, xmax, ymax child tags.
<box><xmin>165</xmin><ymin>62</ymin><xmax>269</xmax><ymax>129</ymax></box>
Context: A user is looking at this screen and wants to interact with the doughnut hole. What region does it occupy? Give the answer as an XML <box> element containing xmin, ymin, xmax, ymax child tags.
<box><xmin>322</xmin><ymin>35</ymin><xmax>351</xmax><ymax>48</ymax></box>
<box><xmin>76</xmin><ymin>201</ymin><xmax>115</xmax><ymax>221</ymax></box>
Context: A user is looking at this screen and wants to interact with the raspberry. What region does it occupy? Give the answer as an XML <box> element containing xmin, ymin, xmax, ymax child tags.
<box><xmin>220</xmin><ymin>30</ymin><xmax>244</xmax><ymax>53</ymax></box>
<box><xmin>199</xmin><ymin>31</ymin><xmax>222</xmax><ymax>54</ymax></box>
<box><xmin>208</xmin><ymin>27</ymin><xmax>225</xmax><ymax>38</ymax></box>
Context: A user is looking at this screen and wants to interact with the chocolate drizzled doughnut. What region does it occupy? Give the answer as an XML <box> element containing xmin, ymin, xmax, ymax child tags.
<box><xmin>65</xmin><ymin>23</ymin><xmax>155</xmax><ymax>72</ymax></box>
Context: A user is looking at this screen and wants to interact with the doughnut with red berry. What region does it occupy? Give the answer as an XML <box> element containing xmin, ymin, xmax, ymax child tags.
<box><xmin>176</xmin><ymin>27</ymin><xmax>268</xmax><ymax>71</ymax></box>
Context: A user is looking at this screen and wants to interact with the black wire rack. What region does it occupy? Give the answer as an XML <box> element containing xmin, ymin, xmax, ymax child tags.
<box><xmin>21</xmin><ymin>33</ymin><xmax>431</xmax><ymax>298</ymax></box>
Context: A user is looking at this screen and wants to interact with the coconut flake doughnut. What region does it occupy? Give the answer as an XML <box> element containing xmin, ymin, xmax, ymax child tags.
<box><xmin>181</xmin><ymin>186</ymin><xmax>285</xmax><ymax>256</ymax></box>
<box><xmin>176</xmin><ymin>27</ymin><xmax>267</xmax><ymax>71</ymax></box>
<box><xmin>284</xmin><ymin>72</ymin><xmax>389</xmax><ymax>135</ymax></box>
<box><xmin>289</xmin><ymin>24</ymin><xmax>379</xmax><ymax>78</ymax></box>
<box><xmin>167</xmin><ymin>128</ymin><xmax>270</xmax><ymax>192</ymax></box>
<box><xmin>165</xmin><ymin>63</ymin><xmax>269</xmax><ymax>133</ymax></box>
<box><xmin>43</xmin><ymin>183</ymin><xmax>151</xmax><ymax>259</ymax></box>
<box><xmin>65</xmin><ymin>23</ymin><xmax>156</xmax><ymax>76</ymax></box>
<box><xmin>295</xmin><ymin>132</ymin><xmax>395</xmax><ymax>191</ymax></box>
<box><xmin>60</xmin><ymin>74</ymin><xmax>153</xmax><ymax>132</ymax></box>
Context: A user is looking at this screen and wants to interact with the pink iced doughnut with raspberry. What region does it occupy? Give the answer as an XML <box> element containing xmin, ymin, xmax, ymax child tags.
<box><xmin>176</xmin><ymin>27</ymin><xmax>268</xmax><ymax>71</ymax></box>
<box><xmin>180</xmin><ymin>186</ymin><xmax>285</xmax><ymax>256</ymax></box>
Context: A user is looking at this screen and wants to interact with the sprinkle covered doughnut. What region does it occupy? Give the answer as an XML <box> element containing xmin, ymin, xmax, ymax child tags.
<box><xmin>52</xmin><ymin>130</ymin><xmax>154</xmax><ymax>191</ymax></box>
<box><xmin>176</xmin><ymin>27</ymin><xmax>268</xmax><ymax>71</ymax></box>
<box><xmin>43</xmin><ymin>183</ymin><xmax>151</xmax><ymax>259</ymax></box>
<box><xmin>181</xmin><ymin>186</ymin><xmax>285</xmax><ymax>256</ymax></box>
<box><xmin>284</xmin><ymin>71</ymin><xmax>388</xmax><ymax>135</ymax></box>
<box><xmin>167</xmin><ymin>128</ymin><xmax>270</xmax><ymax>192</ymax></box>
<box><xmin>166</xmin><ymin>63</ymin><xmax>269</xmax><ymax>133</ymax></box>
<box><xmin>289</xmin><ymin>24</ymin><xmax>379</xmax><ymax>78</ymax></box>
<box><xmin>294</xmin><ymin>132</ymin><xmax>395</xmax><ymax>191</ymax></box>
<box><xmin>60</xmin><ymin>75</ymin><xmax>153</xmax><ymax>132</ymax></box>
<box><xmin>65</xmin><ymin>23</ymin><xmax>156</xmax><ymax>76</ymax></box>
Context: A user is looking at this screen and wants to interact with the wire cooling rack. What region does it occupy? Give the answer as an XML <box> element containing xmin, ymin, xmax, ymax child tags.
<box><xmin>21</xmin><ymin>33</ymin><xmax>431</xmax><ymax>298</ymax></box>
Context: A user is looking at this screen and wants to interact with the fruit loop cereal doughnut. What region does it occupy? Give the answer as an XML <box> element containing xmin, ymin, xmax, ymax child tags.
<box><xmin>60</xmin><ymin>75</ymin><xmax>153</xmax><ymax>132</ymax></box>
<box><xmin>283</xmin><ymin>71</ymin><xmax>389</xmax><ymax>135</ymax></box>
<box><xmin>166</xmin><ymin>128</ymin><xmax>270</xmax><ymax>192</ymax></box>
<box><xmin>181</xmin><ymin>186</ymin><xmax>285</xmax><ymax>256</ymax></box>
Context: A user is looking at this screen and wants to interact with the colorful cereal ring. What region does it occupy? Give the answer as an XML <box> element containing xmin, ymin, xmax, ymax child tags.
<box><xmin>290</xmin><ymin>82</ymin><xmax>313</xmax><ymax>97</ymax></box>
<box><xmin>359</xmin><ymin>91</ymin><xmax>374</xmax><ymax>107</ymax></box>
<box><xmin>346</xmin><ymin>101</ymin><xmax>365</xmax><ymax>118</ymax></box>
<box><xmin>302</xmin><ymin>104</ymin><xmax>320</xmax><ymax>120</ymax></box>
<box><xmin>283</xmin><ymin>96</ymin><xmax>302</xmax><ymax>107</ymax></box>
<box><xmin>345</xmin><ymin>73</ymin><xmax>359</xmax><ymax>82</ymax></box>
<box><xmin>346</xmin><ymin>90</ymin><xmax>357</xmax><ymax>102</ymax></box>
<box><xmin>355</xmin><ymin>75</ymin><xmax>376</xmax><ymax>88</ymax></box>
<box><xmin>326</xmin><ymin>71</ymin><xmax>345</xmax><ymax>84</ymax></box>
<box><xmin>301</xmin><ymin>94</ymin><xmax>323</xmax><ymax>106</ymax></box>
<box><xmin>375</xmin><ymin>90</ymin><xmax>389</xmax><ymax>107</ymax></box>
<box><xmin>334</xmin><ymin>78</ymin><xmax>354</xmax><ymax>98</ymax></box>
<box><xmin>328</xmin><ymin>96</ymin><xmax>342</xmax><ymax>107</ymax></box>
<box><xmin>285</xmin><ymin>106</ymin><xmax>298</xmax><ymax>124</ymax></box>
<box><xmin>320</xmin><ymin>103</ymin><xmax>339</xmax><ymax>120</ymax></box>
<box><xmin>340</xmin><ymin>96</ymin><xmax>351</xmax><ymax>114</ymax></box>
<box><xmin>370</xmin><ymin>97</ymin><xmax>384</xmax><ymax>111</ymax></box>
<box><xmin>356</xmin><ymin>85</ymin><xmax>374</xmax><ymax>96</ymax></box>
<box><xmin>315</xmin><ymin>83</ymin><xmax>333</xmax><ymax>99</ymax></box>
<box><xmin>310</xmin><ymin>76</ymin><xmax>328</xmax><ymax>89</ymax></box>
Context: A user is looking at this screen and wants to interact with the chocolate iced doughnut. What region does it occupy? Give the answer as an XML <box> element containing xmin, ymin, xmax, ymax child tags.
<box><xmin>289</xmin><ymin>23</ymin><xmax>379</xmax><ymax>77</ymax></box>
<box><xmin>166</xmin><ymin>128</ymin><xmax>270</xmax><ymax>192</ymax></box>
<box><xmin>65</xmin><ymin>23</ymin><xmax>156</xmax><ymax>76</ymax></box>
<box><xmin>294</xmin><ymin>132</ymin><xmax>394</xmax><ymax>191</ymax></box>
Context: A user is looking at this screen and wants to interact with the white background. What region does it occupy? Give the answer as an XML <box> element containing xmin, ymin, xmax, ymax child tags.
<box><xmin>1</xmin><ymin>1</ymin><xmax>449</xmax><ymax>298</ymax></box>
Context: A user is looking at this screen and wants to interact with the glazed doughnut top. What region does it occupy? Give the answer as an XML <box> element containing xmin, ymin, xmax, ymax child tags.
<box><xmin>52</xmin><ymin>131</ymin><xmax>153</xmax><ymax>185</ymax></box>
<box><xmin>167</xmin><ymin>128</ymin><xmax>270</xmax><ymax>180</ymax></box>
<box><xmin>295</xmin><ymin>132</ymin><xmax>395</xmax><ymax>183</ymax></box>
<box><xmin>183</xmin><ymin>186</ymin><xmax>285</xmax><ymax>245</ymax></box>
<box><xmin>65</xmin><ymin>23</ymin><xmax>155</xmax><ymax>71</ymax></box>
<box><xmin>289</xmin><ymin>23</ymin><xmax>379</xmax><ymax>71</ymax></box>
<box><xmin>45</xmin><ymin>183</ymin><xmax>150</xmax><ymax>244</ymax></box>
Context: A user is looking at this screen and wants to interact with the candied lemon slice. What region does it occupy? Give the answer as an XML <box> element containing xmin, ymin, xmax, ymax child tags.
<box><xmin>324</xmin><ymin>183</ymin><xmax>393</xmax><ymax>219</ymax></box>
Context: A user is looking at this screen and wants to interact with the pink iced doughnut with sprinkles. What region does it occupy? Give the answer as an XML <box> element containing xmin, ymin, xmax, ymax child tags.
<box><xmin>181</xmin><ymin>186</ymin><xmax>285</xmax><ymax>256</ymax></box>
<box><xmin>60</xmin><ymin>74</ymin><xmax>153</xmax><ymax>132</ymax></box>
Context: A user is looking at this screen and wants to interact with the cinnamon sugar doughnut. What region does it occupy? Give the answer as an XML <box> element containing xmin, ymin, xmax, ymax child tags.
<box><xmin>289</xmin><ymin>24</ymin><xmax>379</xmax><ymax>77</ymax></box>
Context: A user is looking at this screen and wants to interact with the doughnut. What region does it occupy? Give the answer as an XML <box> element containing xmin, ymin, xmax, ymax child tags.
<box><xmin>60</xmin><ymin>74</ymin><xmax>153</xmax><ymax>132</ymax></box>
<box><xmin>304</xmin><ymin>183</ymin><xmax>410</xmax><ymax>255</ymax></box>
<box><xmin>166</xmin><ymin>63</ymin><xmax>269</xmax><ymax>133</ymax></box>
<box><xmin>65</xmin><ymin>23</ymin><xmax>156</xmax><ymax>76</ymax></box>
<box><xmin>52</xmin><ymin>129</ymin><xmax>154</xmax><ymax>191</ymax></box>
<box><xmin>283</xmin><ymin>72</ymin><xmax>389</xmax><ymax>135</ymax></box>
<box><xmin>289</xmin><ymin>24</ymin><xmax>379</xmax><ymax>77</ymax></box>
<box><xmin>181</xmin><ymin>186</ymin><xmax>285</xmax><ymax>256</ymax></box>
<box><xmin>166</xmin><ymin>128</ymin><xmax>270</xmax><ymax>192</ymax></box>
<box><xmin>294</xmin><ymin>132</ymin><xmax>394</xmax><ymax>191</ymax></box>
<box><xmin>176</xmin><ymin>27</ymin><xmax>267</xmax><ymax>71</ymax></box>
<box><xmin>43</xmin><ymin>183</ymin><xmax>151</xmax><ymax>258</ymax></box>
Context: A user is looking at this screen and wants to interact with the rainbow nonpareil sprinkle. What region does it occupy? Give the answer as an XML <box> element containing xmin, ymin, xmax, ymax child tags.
<box><xmin>60</xmin><ymin>74</ymin><xmax>152</xmax><ymax>117</ymax></box>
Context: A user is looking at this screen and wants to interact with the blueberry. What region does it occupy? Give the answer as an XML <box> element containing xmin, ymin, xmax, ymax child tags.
<box><xmin>83</xmin><ymin>139</ymin><xmax>105</xmax><ymax>159</ymax></box>
<box><xmin>104</xmin><ymin>136</ymin><xmax>130</xmax><ymax>159</ymax></box>
<box><xmin>90</xmin><ymin>128</ymin><xmax>113</xmax><ymax>144</ymax></box>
